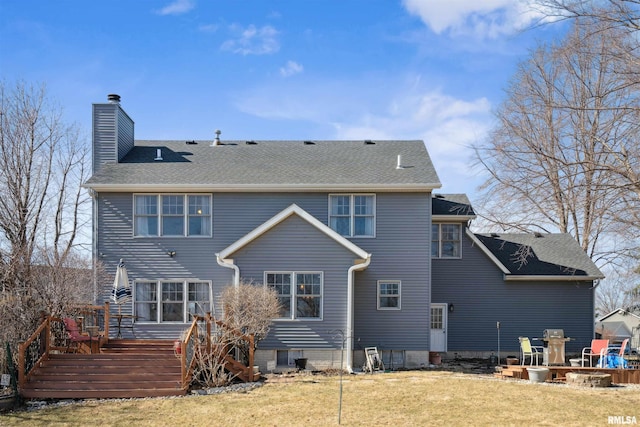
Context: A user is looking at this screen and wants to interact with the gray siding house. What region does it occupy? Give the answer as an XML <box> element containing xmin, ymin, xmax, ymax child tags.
<box><xmin>84</xmin><ymin>95</ymin><xmax>604</xmax><ymax>371</ymax></box>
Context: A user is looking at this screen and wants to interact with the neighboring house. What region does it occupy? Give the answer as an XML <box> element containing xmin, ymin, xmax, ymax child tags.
<box><xmin>84</xmin><ymin>95</ymin><xmax>604</xmax><ymax>371</ymax></box>
<box><xmin>595</xmin><ymin>309</ymin><xmax>640</xmax><ymax>351</ymax></box>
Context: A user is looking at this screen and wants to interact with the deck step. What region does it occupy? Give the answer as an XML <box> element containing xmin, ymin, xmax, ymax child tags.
<box><xmin>21</xmin><ymin>340</ymin><xmax>185</xmax><ymax>400</ymax></box>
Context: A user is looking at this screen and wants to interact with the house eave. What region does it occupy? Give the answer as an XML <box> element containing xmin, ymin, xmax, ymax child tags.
<box><xmin>504</xmin><ymin>275</ymin><xmax>603</xmax><ymax>282</ymax></box>
<box><xmin>82</xmin><ymin>183</ymin><xmax>442</xmax><ymax>193</ymax></box>
<box><xmin>217</xmin><ymin>203</ymin><xmax>370</xmax><ymax>260</ymax></box>
<box><xmin>433</xmin><ymin>215</ymin><xmax>477</xmax><ymax>221</ymax></box>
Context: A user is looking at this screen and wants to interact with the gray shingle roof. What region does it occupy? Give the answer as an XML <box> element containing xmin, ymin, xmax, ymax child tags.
<box><xmin>474</xmin><ymin>233</ymin><xmax>604</xmax><ymax>279</ymax></box>
<box><xmin>432</xmin><ymin>194</ymin><xmax>476</xmax><ymax>217</ymax></box>
<box><xmin>84</xmin><ymin>140</ymin><xmax>441</xmax><ymax>191</ymax></box>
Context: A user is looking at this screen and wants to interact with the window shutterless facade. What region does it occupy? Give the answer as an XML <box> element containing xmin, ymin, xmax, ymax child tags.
<box><xmin>133</xmin><ymin>194</ymin><xmax>211</xmax><ymax>237</ymax></box>
<box><xmin>265</xmin><ymin>272</ymin><xmax>323</xmax><ymax>320</ymax></box>
<box><xmin>377</xmin><ymin>280</ymin><xmax>401</xmax><ymax>310</ymax></box>
<box><xmin>329</xmin><ymin>194</ymin><xmax>375</xmax><ymax>237</ymax></box>
<box><xmin>134</xmin><ymin>280</ymin><xmax>212</xmax><ymax>323</ymax></box>
<box><xmin>431</xmin><ymin>223</ymin><xmax>462</xmax><ymax>258</ymax></box>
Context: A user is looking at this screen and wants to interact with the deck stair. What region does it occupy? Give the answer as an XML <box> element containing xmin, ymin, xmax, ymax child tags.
<box><xmin>494</xmin><ymin>364</ymin><xmax>527</xmax><ymax>380</ymax></box>
<box><xmin>20</xmin><ymin>340</ymin><xmax>185</xmax><ymax>399</ymax></box>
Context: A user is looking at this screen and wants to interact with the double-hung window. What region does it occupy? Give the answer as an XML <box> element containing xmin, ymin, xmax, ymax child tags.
<box><xmin>162</xmin><ymin>196</ymin><xmax>184</xmax><ymax>236</ymax></box>
<box><xmin>133</xmin><ymin>194</ymin><xmax>211</xmax><ymax>237</ymax></box>
<box><xmin>432</xmin><ymin>223</ymin><xmax>461</xmax><ymax>258</ymax></box>
<box><xmin>377</xmin><ymin>281</ymin><xmax>401</xmax><ymax>310</ymax></box>
<box><xmin>134</xmin><ymin>196</ymin><xmax>159</xmax><ymax>236</ymax></box>
<box><xmin>134</xmin><ymin>280</ymin><xmax>212</xmax><ymax>323</ymax></box>
<box><xmin>329</xmin><ymin>194</ymin><xmax>375</xmax><ymax>237</ymax></box>
<box><xmin>266</xmin><ymin>272</ymin><xmax>323</xmax><ymax>320</ymax></box>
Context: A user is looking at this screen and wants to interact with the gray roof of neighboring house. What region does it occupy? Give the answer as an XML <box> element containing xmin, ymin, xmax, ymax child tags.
<box><xmin>432</xmin><ymin>194</ymin><xmax>476</xmax><ymax>217</ymax></box>
<box><xmin>473</xmin><ymin>233</ymin><xmax>604</xmax><ymax>279</ymax></box>
<box><xmin>84</xmin><ymin>140</ymin><xmax>442</xmax><ymax>191</ymax></box>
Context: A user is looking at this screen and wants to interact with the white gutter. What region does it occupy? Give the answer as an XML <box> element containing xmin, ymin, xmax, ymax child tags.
<box><xmin>82</xmin><ymin>183</ymin><xmax>442</xmax><ymax>193</ymax></box>
<box><xmin>216</xmin><ymin>254</ymin><xmax>240</xmax><ymax>287</ymax></box>
<box><xmin>504</xmin><ymin>275</ymin><xmax>604</xmax><ymax>282</ymax></box>
<box><xmin>346</xmin><ymin>254</ymin><xmax>372</xmax><ymax>373</ymax></box>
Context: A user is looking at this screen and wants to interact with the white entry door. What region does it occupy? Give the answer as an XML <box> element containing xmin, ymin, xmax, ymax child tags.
<box><xmin>430</xmin><ymin>303</ymin><xmax>448</xmax><ymax>352</ymax></box>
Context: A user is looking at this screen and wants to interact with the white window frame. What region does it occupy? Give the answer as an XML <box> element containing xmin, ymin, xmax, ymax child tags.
<box><xmin>133</xmin><ymin>194</ymin><xmax>212</xmax><ymax>237</ymax></box>
<box><xmin>377</xmin><ymin>280</ymin><xmax>401</xmax><ymax>310</ymax></box>
<box><xmin>265</xmin><ymin>271</ymin><xmax>323</xmax><ymax>321</ymax></box>
<box><xmin>328</xmin><ymin>194</ymin><xmax>376</xmax><ymax>238</ymax></box>
<box><xmin>431</xmin><ymin>223</ymin><xmax>462</xmax><ymax>259</ymax></box>
<box><xmin>134</xmin><ymin>280</ymin><xmax>212</xmax><ymax>323</ymax></box>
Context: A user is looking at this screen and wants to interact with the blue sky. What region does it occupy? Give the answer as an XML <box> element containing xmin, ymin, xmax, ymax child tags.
<box><xmin>0</xmin><ymin>0</ymin><xmax>567</xmax><ymax>196</ymax></box>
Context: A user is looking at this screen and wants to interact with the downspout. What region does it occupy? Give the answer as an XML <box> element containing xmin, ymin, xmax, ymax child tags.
<box><xmin>216</xmin><ymin>254</ymin><xmax>240</xmax><ymax>287</ymax></box>
<box><xmin>346</xmin><ymin>254</ymin><xmax>372</xmax><ymax>372</ymax></box>
<box><xmin>89</xmin><ymin>188</ymin><xmax>99</xmax><ymax>304</ymax></box>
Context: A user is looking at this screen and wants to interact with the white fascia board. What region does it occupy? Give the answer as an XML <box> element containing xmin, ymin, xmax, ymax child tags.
<box><xmin>82</xmin><ymin>183</ymin><xmax>442</xmax><ymax>192</ymax></box>
<box><xmin>433</xmin><ymin>215</ymin><xmax>476</xmax><ymax>221</ymax></box>
<box><xmin>217</xmin><ymin>203</ymin><xmax>369</xmax><ymax>260</ymax></box>
<box><xmin>465</xmin><ymin>229</ymin><xmax>511</xmax><ymax>275</ymax></box>
<box><xmin>505</xmin><ymin>275</ymin><xmax>604</xmax><ymax>282</ymax></box>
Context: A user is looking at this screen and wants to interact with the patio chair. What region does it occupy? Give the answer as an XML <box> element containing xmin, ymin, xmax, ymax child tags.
<box><xmin>519</xmin><ymin>337</ymin><xmax>543</xmax><ymax>366</ymax></box>
<box><xmin>63</xmin><ymin>317</ymin><xmax>91</xmax><ymax>353</ymax></box>
<box><xmin>581</xmin><ymin>339</ymin><xmax>609</xmax><ymax>367</ymax></box>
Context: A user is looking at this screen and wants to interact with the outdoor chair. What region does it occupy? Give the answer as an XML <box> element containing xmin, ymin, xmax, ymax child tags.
<box><xmin>519</xmin><ymin>337</ymin><xmax>543</xmax><ymax>365</ymax></box>
<box><xmin>581</xmin><ymin>339</ymin><xmax>609</xmax><ymax>367</ymax></box>
<box><xmin>63</xmin><ymin>317</ymin><xmax>91</xmax><ymax>353</ymax></box>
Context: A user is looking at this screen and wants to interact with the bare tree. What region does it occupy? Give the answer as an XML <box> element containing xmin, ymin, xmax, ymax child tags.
<box><xmin>473</xmin><ymin>18</ymin><xmax>640</xmax><ymax>270</ymax></box>
<box><xmin>533</xmin><ymin>0</ymin><xmax>640</xmax><ymax>32</ymax></box>
<box><xmin>0</xmin><ymin>81</ymin><xmax>91</xmax><ymax>371</ymax></box>
<box><xmin>595</xmin><ymin>263</ymin><xmax>640</xmax><ymax>316</ymax></box>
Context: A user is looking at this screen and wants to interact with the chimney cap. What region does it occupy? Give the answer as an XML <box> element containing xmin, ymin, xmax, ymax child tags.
<box><xmin>107</xmin><ymin>94</ymin><xmax>121</xmax><ymax>103</ymax></box>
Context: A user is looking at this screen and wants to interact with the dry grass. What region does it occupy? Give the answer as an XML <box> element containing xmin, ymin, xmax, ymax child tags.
<box><xmin>2</xmin><ymin>371</ymin><xmax>639</xmax><ymax>426</ymax></box>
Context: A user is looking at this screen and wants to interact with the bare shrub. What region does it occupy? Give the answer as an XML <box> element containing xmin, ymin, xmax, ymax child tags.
<box><xmin>220</xmin><ymin>281</ymin><xmax>280</xmax><ymax>365</ymax></box>
<box><xmin>190</xmin><ymin>331</ymin><xmax>237</xmax><ymax>388</ymax></box>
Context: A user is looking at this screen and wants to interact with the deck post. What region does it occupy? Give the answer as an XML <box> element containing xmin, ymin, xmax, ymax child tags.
<box><xmin>248</xmin><ymin>334</ymin><xmax>255</xmax><ymax>382</ymax></box>
<box><xmin>104</xmin><ymin>301</ymin><xmax>110</xmax><ymax>342</ymax></box>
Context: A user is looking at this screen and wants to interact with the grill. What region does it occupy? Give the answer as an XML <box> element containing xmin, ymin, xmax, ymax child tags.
<box><xmin>542</xmin><ymin>329</ymin><xmax>571</xmax><ymax>366</ymax></box>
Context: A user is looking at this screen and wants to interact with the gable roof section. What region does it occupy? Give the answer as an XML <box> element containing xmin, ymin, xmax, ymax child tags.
<box><xmin>432</xmin><ymin>194</ymin><xmax>476</xmax><ymax>220</ymax></box>
<box><xmin>469</xmin><ymin>231</ymin><xmax>604</xmax><ymax>281</ymax></box>
<box><xmin>84</xmin><ymin>140</ymin><xmax>441</xmax><ymax>192</ymax></box>
<box><xmin>217</xmin><ymin>204</ymin><xmax>370</xmax><ymax>261</ymax></box>
<box><xmin>597</xmin><ymin>308</ymin><xmax>640</xmax><ymax>323</ymax></box>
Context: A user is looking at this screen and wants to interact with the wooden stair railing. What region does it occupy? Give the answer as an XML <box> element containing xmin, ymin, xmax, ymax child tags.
<box><xmin>179</xmin><ymin>313</ymin><xmax>258</xmax><ymax>388</ymax></box>
<box><xmin>18</xmin><ymin>302</ymin><xmax>111</xmax><ymax>392</ymax></box>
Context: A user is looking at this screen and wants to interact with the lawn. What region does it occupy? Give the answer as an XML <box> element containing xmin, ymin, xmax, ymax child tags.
<box><xmin>1</xmin><ymin>371</ymin><xmax>639</xmax><ymax>426</ymax></box>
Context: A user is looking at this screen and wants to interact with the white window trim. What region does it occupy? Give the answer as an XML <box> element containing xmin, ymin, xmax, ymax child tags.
<box><xmin>328</xmin><ymin>194</ymin><xmax>376</xmax><ymax>238</ymax></box>
<box><xmin>265</xmin><ymin>271</ymin><xmax>324</xmax><ymax>321</ymax></box>
<box><xmin>132</xmin><ymin>194</ymin><xmax>212</xmax><ymax>238</ymax></box>
<box><xmin>432</xmin><ymin>223</ymin><xmax>462</xmax><ymax>259</ymax></box>
<box><xmin>133</xmin><ymin>279</ymin><xmax>212</xmax><ymax>323</ymax></box>
<box><xmin>377</xmin><ymin>280</ymin><xmax>401</xmax><ymax>310</ymax></box>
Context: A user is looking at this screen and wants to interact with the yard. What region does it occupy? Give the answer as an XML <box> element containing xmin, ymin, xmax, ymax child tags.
<box><xmin>1</xmin><ymin>370</ymin><xmax>639</xmax><ymax>426</ymax></box>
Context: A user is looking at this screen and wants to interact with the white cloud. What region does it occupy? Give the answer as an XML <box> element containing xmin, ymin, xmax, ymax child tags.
<box><xmin>198</xmin><ymin>24</ymin><xmax>219</xmax><ymax>33</ymax></box>
<box><xmin>233</xmin><ymin>76</ymin><xmax>492</xmax><ymax>192</ymax></box>
<box><xmin>156</xmin><ymin>0</ymin><xmax>195</xmax><ymax>16</ymax></box>
<box><xmin>221</xmin><ymin>24</ymin><xmax>280</xmax><ymax>55</ymax></box>
<box><xmin>401</xmin><ymin>0</ymin><xmax>546</xmax><ymax>38</ymax></box>
<box><xmin>280</xmin><ymin>60</ymin><xmax>304</xmax><ymax>77</ymax></box>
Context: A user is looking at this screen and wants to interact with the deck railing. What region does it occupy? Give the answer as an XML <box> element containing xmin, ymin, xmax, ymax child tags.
<box><xmin>179</xmin><ymin>313</ymin><xmax>257</xmax><ymax>389</ymax></box>
<box><xmin>17</xmin><ymin>302</ymin><xmax>111</xmax><ymax>391</ymax></box>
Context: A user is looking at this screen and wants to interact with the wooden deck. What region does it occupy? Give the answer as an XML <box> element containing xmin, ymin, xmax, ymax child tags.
<box><xmin>20</xmin><ymin>340</ymin><xmax>186</xmax><ymax>399</ymax></box>
<box><xmin>496</xmin><ymin>364</ymin><xmax>640</xmax><ymax>384</ymax></box>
